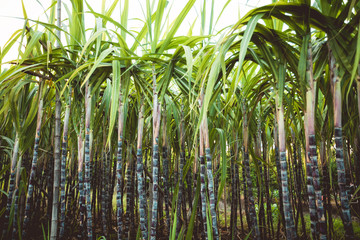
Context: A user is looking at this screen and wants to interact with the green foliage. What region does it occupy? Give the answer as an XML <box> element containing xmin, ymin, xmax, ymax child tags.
<box><xmin>1</xmin><ymin>0</ymin><xmax>360</xmax><ymax>239</ymax></box>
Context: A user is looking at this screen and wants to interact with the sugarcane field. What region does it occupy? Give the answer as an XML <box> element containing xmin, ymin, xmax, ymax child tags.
<box><xmin>1</xmin><ymin>0</ymin><xmax>360</xmax><ymax>239</ymax></box>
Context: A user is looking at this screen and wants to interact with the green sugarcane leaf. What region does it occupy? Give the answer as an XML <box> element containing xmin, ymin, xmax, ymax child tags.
<box><xmin>1</xmin><ymin>30</ymin><xmax>22</xmax><ymax>61</ymax></box>
<box><xmin>120</xmin><ymin>0</ymin><xmax>129</xmax><ymax>40</ymax></box>
<box><xmin>78</xmin><ymin>28</ymin><xmax>107</xmax><ymax>62</ymax></box>
<box><xmin>0</xmin><ymin>189</ymin><xmax>8</xmax><ymax>197</ymax></box>
<box><xmin>23</xmin><ymin>89</ymin><xmax>40</xmax><ymax>131</ymax></box>
<box><xmin>152</xmin><ymin>0</ymin><xmax>167</xmax><ymax>53</ymax></box>
<box><xmin>236</xmin><ymin>13</ymin><xmax>264</xmax><ymax>81</ymax></box>
<box><xmin>158</xmin><ymin>0</ymin><xmax>197</xmax><ymax>54</ymax></box>
<box><xmin>81</xmin><ymin>47</ymin><xmax>116</xmax><ymax>88</ymax></box>
<box><xmin>89</xmin><ymin>11</ymin><xmax>145</xmax><ymax>53</ymax></box>
<box><xmin>298</xmin><ymin>35</ymin><xmax>309</xmax><ymax>94</ymax></box>
<box><xmin>170</xmin><ymin>209</ymin><xmax>177</xmax><ymax>240</ymax></box>
<box><xmin>347</xmin><ymin>22</ymin><xmax>360</xmax><ymax>101</ymax></box>
<box><xmin>0</xmin><ymin>136</ymin><xmax>14</xmax><ymax>149</ymax></box>
<box><xmin>206</xmin><ymin>206</ymin><xmax>213</xmax><ymax>240</ymax></box>
<box><xmin>108</xmin><ymin>60</ymin><xmax>121</xmax><ymax>144</ymax></box>
<box><xmin>104</xmin><ymin>0</ymin><xmax>119</xmax><ymax>21</ymax></box>
<box><xmin>9</xmin><ymin>89</ymin><xmax>20</xmax><ymax>133</ymax></box>
<box><xmin>214</xmin><ymin>128</ymin><xmax>227</xmax><ymax>207</ymax></box>
<box><xmin>19</xmin><ymin>31</ymin><xmax>43</xmax><ymax>64</ymax></box>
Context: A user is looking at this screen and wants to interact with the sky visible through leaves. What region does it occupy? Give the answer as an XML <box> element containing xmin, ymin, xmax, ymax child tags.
<box><xmin>0</xmin><ymin>0</ymin><xmax>269</xmax><ymax>64</ymax></box>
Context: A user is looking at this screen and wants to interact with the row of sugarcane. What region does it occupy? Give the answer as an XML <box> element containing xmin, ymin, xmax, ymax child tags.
<box><xmin>0</xmin><ymin>64</ymin><xmax>304</xmax><ymax>240</ymax></box>
<box><xmin>2</xmin><ymin>1</ymin><xmax>360</xmax><ymax>240</ymax></box>
<box><xmin>0</xmin><ymin>64</ymin><xmax>359</xmax><ymax>240</ymax></box>
<box><xmin>0</xmin><ymin>55</ymin><xmax>359</xmax><ymax>240</ymax></box>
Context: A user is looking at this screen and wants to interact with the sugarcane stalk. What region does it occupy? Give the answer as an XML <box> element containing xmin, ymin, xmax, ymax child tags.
<box><xmin>276</xmin><ymin>93</ymin><xmax>296</xmax><ymax>240</ymax></box>
<box><xmin>11</xmin><ymin>188</ymin><xmax>19</xmax><ymax>240</ymax></box>
<box><xmin>129</xmin><ymin>149</ymin><xmax>136</xmax><ymax>238</ymax></box>
<box><xmin>101</xmin><ymin>116</ymin><xmax>108</xmax><ymax>236</ymax></box>
<box><xmin>84</xmin><ymin>81</ymin><xmax>93</xmax><ymax>239</ymax></box>
<box><xmin>116</xmin><ymin>78</ymin><xmax>124</xmax><ymax>239</ymax></box>
<box><xmin>101</xmin><ymin>151</ymin><xmax>108</xmax><ymax>235</ymax></box>
<box><xmin>236</xmin><ymin>153</ymin><xmax>244</xmax><ymax>234</ymax></box>
<box><xmin>125</xmin><ymin>143</ymin><xmax>133</xmax><ymax>238</ymax></box>
<box><xmin>2</xmin><ymin>134</ymin><xmax>19</xmax><ymax>239</ymax></box>
<box><xmin>273</xmin><ymin>120</ymin><xmax>285</xmax><ymax>240</ymax></box>
<box><xmin>242</xmin><ymin>104</ymin><xmax>260</xmax><ymax>240</ymax></box>
<box><xmin>50</xmin><ymin>89</ymin><xmax>62</xmax><ymax>240</ymax></box>
<box><xmin>256</xmin><ymin>116</ymin><xmax>266</xmax><ymax>239</ymax></box>
<box><xmin>329</xmin><ymin>50</ymin><xmax>354</xmax><ymax>239</ymax></box>
<box><xmin>59</xmin><ymin>86</ymin><xmax>71</xmax><ymax>239</ymax></box>
<box><xmin>357</xmin><ymin>63</ymin><xmax>360</xmax><ymax>125</ymax></box>
<box><xmin>12</xmin><ymin>154</ymin><xmax>22</xmax><ymax>240</ymax></box>
<box><xmin>186</xmin><ymin>144</ymin><xmax>193</xmax><ymax>212</ymax></box>
<box><xmin>136</xmin><ymin>100</ymin><xmax>148</xmax><ymax>240</ymax></box>
<box><xmin>176</xmin><ymin>106</ymin><xmax>185</xmax><ymax>237</ymax></box>
<box><xmin>198</xmin><ymin>96</ymin><xmax>208</xmax><ymax>239</ymax></box>
<box><xmin>23</xmin><ymin>82</ymin><xmax>44</xmax><ymax>237</ymax></box>
<box><xmin>306</xmin><ymin>41</ymin><xmax>327</xmax><ymax>240</ymax></box>
<box><xmin>50</xmin><ymin>1</ymin><xmax>63</xmax><ymax>237</ymax></box>
<box><xmin>199</xmin><ymin>123</ymin><xmax>208</xmax><ymax>240</ymax></box>
<box><xmin>150</xmin><ymin>63</ymin><xmax>161</xmax><ymax>240</ymax></box>
<box><xmin>106</xmin><ymin>146</ymin><xmax>111</xmax><ymax>232</ymax></box>
<box><xmin>78</xmin><ymin>119</ymin><xmax>85</xmax><ymax>239</ymax></box>
<box><xmin>242</xmin><ymin>155</ymin><xmax>250</xmax><ymax>231</ymax></box>
<box><xmin>263</xmin><ymin>137</ymin><xmax>273</xmax><ymax>238</ymax></box>
<box><xmin>292</xmin><ymin>133</ymin><xmax>306</xmax><ymax>235</ymax></box>
<box><xmin>230</xmin><ymin>147</ymin><xmax>237</xmax><ymax>239</ymax></box>
<box><xmin>201</xmin><ymin>95</ymin><xmax>219</xmax><ymax>240</ymax></box>
<box><xmin>162</xmin><ymin>108</ymin><xmax>171</xmax><ymax>232</ymax></box>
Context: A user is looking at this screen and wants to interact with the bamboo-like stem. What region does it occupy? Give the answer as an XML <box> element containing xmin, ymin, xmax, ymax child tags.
<box><xmin>129</xmin><ymin>147</ymin><xmax>136</xmax><ymax>238</ymax></box>
<box><xmin>199</xmin><ymin>125</ymin><xmax>208</xmax><ymax>240</ymax></box>
<box><xmin>125</xmin><ymin>143</ymin><xmax>134</xmax><ymax>238</ymax></box>
<box><xmin>306</xmin><ymin>42</ymin><xmax>326</xmax><ymax>240</ymax></box>
<box><xmin>12</xmin><ymin>154</ymin><xmax>22</xmax><ymax>239</ymax></box>
<box><xmin>162</xmin><ymin>108</ymin><xmax>171</xmax><ymax>232</ymax></box>
<box><xmin>276</xmin><ymin>93</ymin><xmax>296</xmax><ymax>240</ymax></box>
<box><xmin>357</xmin><ymin>63</ymin><xmax>360</xmax><ymax>124</ymax></box>
<box><xmin>304</xmin><ymin>50</ymin><xmax>317</xmax><ymax>240</ymax></box>
<box><xmin>136</xmin><ymin>100</ymin><xmax>148</xmax><ymax>240</ymax></box>
<box><xmin>150</xmin><ymin>63</ymin><xmax>161</xmax><ymax>240</ymax></box>
<box><xmin>116</xmin><ymin>80</ymin><xmax>124</xmax><ymax>239</ymax></box>
<box><xmin>273</xmin><ymin>120</ymin><xmax>284</xmax><ymax>238</ymax></box>
<box><xmin>23</xmin><ymin>82</ymin><xmax>44</xmax><ymax>237</ymax></box>
<box><xmin>320</xmin><ymin>138</ymin><xmax>333</xmax><ymax>237</ymax></box>
<box><xmin>77</xmin><ymin>118</ymin><xmax>85</xmax><ymax>239</ymax></box>
<box><xmin>50</xmin><ymin>1</ymin><xmax>63</xmax><ymax>238</ymax></box>
<box><xmin>186</xmin><ymin>143</ymin><xmax>193</xmax><ymax>213</ymax></box>
<box><xmin>242</xmin><ymin>104</ymin><xmax>260</xmax><ymax>240</ymax></box>
<box><xmin>235</xmin><ymin>138</ymin><xmax>244</xmax><ymax>234</ymax></box>
<box><xmin>176</xmin><ymin>106</ymin><xmax>185</xmax><ymax>237</ymax></box>
<box><xmin>256</xmin><ymin>116</ymin><xmax>266</xmax><ymax>239</ymax></box>
<box><xmin>292</xmin><ymin>130</ymin><xmax>306</xmax><ymax>235</ymax></box>
<box><xmin>199</xmin><ymin>96</ymin><xmax>208</xmax><ymax>239</ymax></box>
<box><xmin>263</xmin><ymin>137</ymin><xmax>273</xmax><ymax>238</ymax></box>
<box><xmin>50</xmin><ymin>89</ymin><xmax>61</xmax><ymax>240</ymax></box>
<box><xmin>59</xmin><ymin>86</ymin><xmax>71</xmax><ymax>239</ymax></box>
<box><xmin>108</xmin><ymin>146</ymin><xmax>114</xmax><ymax>232</ymax></box>
<box><xmin>84</xmin><ymin>81</ymin><xmax>93</xmax><ymax>239</ymax></box>
<box><xmin>329</xmin><ymin>50</ymin><xmax>354</xmax><ymax>239</ymax></box>
<box><xmin>101</xmin><ymin>151</ymin><xmax>107</xmax><ymax>235</ymax></box>
<box><xmin>230</xmin><ymin>146</ymin><xmax>236</xmax><ymax>239</ymax></box>
<box><xmin>242</xmin><ymin>157</ymin><xmax>250</xmax><ymax>231</ymax></box>
<box><xmin>202</xmin><ymin>116</ymin><xmax>219</xmax><ymax>240</ymax></box>
<box><xmin>101</xmin><ymin>117</ymin><xmax>108</xmax><ymax>236</ymax></box>
<box><xmin>2</xmin><ymin>135</ymin><xmax>19</xmax><ymax>239</ymax></box>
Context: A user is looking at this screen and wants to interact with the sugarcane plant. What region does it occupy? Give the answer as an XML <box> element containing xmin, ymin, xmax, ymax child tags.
<box><xmin>1</xmin><ymin>0</ymin><xmax>360</xmax><ymax>240</ymax></box>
